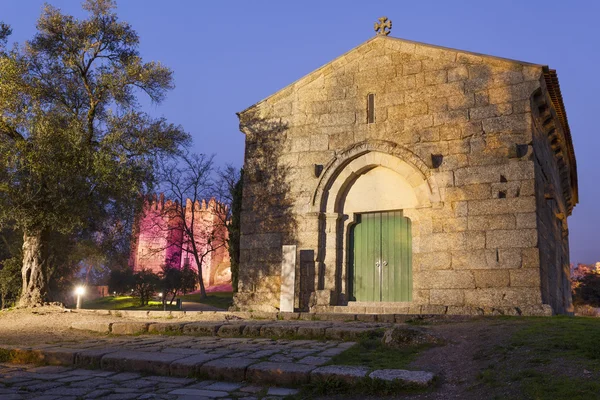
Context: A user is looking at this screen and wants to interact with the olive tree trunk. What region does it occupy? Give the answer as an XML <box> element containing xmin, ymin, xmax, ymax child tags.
<box><xmin>18</xmin><ymin>230</ymin><xmax>48</xmax><ymax>307</ymax></box>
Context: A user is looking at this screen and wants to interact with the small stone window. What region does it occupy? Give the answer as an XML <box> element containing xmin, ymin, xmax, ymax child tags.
<box><xmin>367</xmin><ymin>93</ymin><xmax>375</xmax><ymax>124</ymax></box>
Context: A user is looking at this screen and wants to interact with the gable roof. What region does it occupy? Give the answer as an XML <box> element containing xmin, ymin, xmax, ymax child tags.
<box><xmin>238</xmin><ymin>34</ymin><xmax>577</xmax><ymax>207</ymax></box>
<box><xmin>238</xmin><ymin>35</ymin><xmax>544</xmax><ymax>115</ymax></box>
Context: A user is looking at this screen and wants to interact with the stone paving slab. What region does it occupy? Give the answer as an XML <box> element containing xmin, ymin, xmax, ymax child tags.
<box><xmin>246</xmin><ymin>361</ymin><xmax>315</xmax><ymax>385</ymax></box>
<box><xmin>0</xmin><ymin>363</ymin><xmax>297</xmax><ymax>399</ymax></box>
<box><xmin>169</xmin><ymin>353</ymin><xmax>222</xmax><ymax>377</ymax></box>
<box><xmin>369</xmin><ymin>369</ymin><xmax>436</xmax><ymax>386</ymax></box>
<box><xmin>311</xmin><ymin>365</ymin><xmax>370</xmax><ymax>384</ymax></box>
<box><xmin>102</xmin><ymin>351</ymin><xmax>184</xmax><ymax>376</ymax></box>
<box><xmin>199</xmin><ymin>357</ymin><xmax>256</xmax><ymax>381</ymax></box>
<box><xmin>0</xmin><ymin>333</ymin><xmax>435</xmax><ymax>391</ymax></box>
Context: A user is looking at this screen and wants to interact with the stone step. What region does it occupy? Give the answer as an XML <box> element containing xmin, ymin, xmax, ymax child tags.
<box><xmin>0</xmin><ymin>345</ymin><xmax>435</xmax><ymax>389</ymax></box>
<box><xmin>70</xmin><ymin>320</ymin><xmax>393</xmax><ymax>341</ymax></box>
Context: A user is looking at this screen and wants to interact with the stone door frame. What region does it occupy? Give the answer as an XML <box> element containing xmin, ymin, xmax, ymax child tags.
<box><xmin>309</xmin><ymin>139</ymin><xmax>439</xmax><ymax>307</ymax></box>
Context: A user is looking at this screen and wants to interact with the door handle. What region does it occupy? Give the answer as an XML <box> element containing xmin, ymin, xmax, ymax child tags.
<box><xmin>382</xmin><ymin>260</ymin><xmax>388</xmax><ymax>267</ymax></box>
<box><xmin>376</xmin><ymin>260</ymin><xmax>381</xmax><ymax>269</ymax></box>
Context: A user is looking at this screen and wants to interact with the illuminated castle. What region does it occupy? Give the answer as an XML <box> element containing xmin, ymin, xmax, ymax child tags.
<box><xmin>129</xmin><ymin>194</ymin><xmax>231</xmax><ymax>288</ymax></box>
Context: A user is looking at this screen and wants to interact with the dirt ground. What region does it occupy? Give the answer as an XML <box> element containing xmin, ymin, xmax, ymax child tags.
<box><xmin>0</xmin><ymin>307</ymin><xmax>120</xmax><ymax>345</ymax></box>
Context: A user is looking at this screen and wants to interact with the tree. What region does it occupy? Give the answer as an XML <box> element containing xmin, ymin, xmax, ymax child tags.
<box><xmin>572</xmin><ymin>264</ymin><xmax>600</xmax><ymax>307</ymax></box>
<box><xmin>160</xmin><ymin>264</ymin><xmax>181</xmax><ymax>305</ymax></box>
<box><xmin>0</xmin><ymin>257</ymin><xmax>21</xmax><ymax>309</ymax></box>
<box><xmin>0</xmin><ymin>0</ymin><xmax>189</xmax><ymax>307</ymax></box>
<box><xmin>159</xmin><ymin>153</ymin><xmax>228</xmax><ymax>299</ymax></box>
<box><xmin>0</xmin><ymin>22</ymin><xmax>11</xmax><ymax>50</ymax></box>
<box><xmin>132</xmin><ymin>268</ymin><xmax>159</xmax><ymax>306</ymax></box>
<box><xmin>180</xmin><ymin>263</ymin><xmax>197</xmax><ymax>295</ymax></box>
<box><xmin>159</xmin><ymin>262</ymin><xmax>196</xmax><ymax>306</ymax></box>
<box><xmin>108</xmin><ymin>267</ymin><xmax>134</xmax><ymax>295</ymax></box>
<box><xmin>220</xmin><ymin>167</ymin><xmax>243</xmax><ymax>293</ymax></box>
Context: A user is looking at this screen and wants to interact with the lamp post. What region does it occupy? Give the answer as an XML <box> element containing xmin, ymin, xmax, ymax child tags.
<box><xmin>75</xmin><ymin>286</ymin><xmax>85</xmax><ymax>310</ymax></box>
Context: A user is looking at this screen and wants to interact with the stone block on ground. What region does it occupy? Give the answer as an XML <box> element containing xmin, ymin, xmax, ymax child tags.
<box><xmin>297</xmin><ymin>356</ymin><xmax>330</xmax><ymax>366</ymax></box>
<box><xmin>267</xmin><ymin>387</ymin><xmax>299</xmax><ymax>396</ymax></box>
<box><xmin>324</xmin><ymin>327</ymin><xmax>374</xmax><ymax>341</ymax></box>
<box><xmin>246</xmin><ymin>362</ymin><xmax>315</xmax><ymax>385</ymax></box>
<box><xmin>76</xmin><ymin>348</ymin><xmax>122</xmax><ymax>368</ymax></box>
<box><xmin>111</xmin><ymin>322</ymin><xmax>150</xmax><ymax>335</ymax></box>
<box><xmin>147</xmin><ymin>322</ymin><xmax>187</xmax><ymax>334</ymax></box>
<box><xmin>217</xmin><ymin>323</ymin><xmax>246</xmax><ymax>337</ymax></box>
<box><xmin>381</xmin><ymin>327</ymin><xmax>441</xmax><ymax>348</ymax></box>
<box><xmin>168</xmin><ymin>388</ymin><xmax>229</xmax><ymax>398</ymax></box>
<box><xmin>198</xmin><ymin>357</ymin><xmax>257</xmax><ymax>381</ymax></box>
<box><xmin>311</xmin><ymin>365</ymin><xmax>370</xmax><ymax>384</ymax></box>
<box><xmin>242</xmin><ymin>323</ymin><xmax>265</xmax><ymax>337</ymax></box>
<box><xmin>37</xmin><ymin>347</ymin><xmax>82</xmax><ymax>365</ymax></box>
<box><xmin>169</xmin><ymin>353</ymin><xmax>223</xmax><ymax>377</ymax></box>
<box><xmin>70</xmin><ymin>321</ymin><xmax>112</xmax><ymax>334</ymax></box>
<box><xmin>260</xmin><ymin>324</ymin><xmax>299</xmax><ymax>338</ymax></box>
<box><xmin>101</xmin><ymin>350</ymin><xmax>184</xmax><ymax>376</ymax></box>
<box><xmin>369</xmin><ymin>369</ymin><xmax>435</xmax><ymax>387</ymax></box>
<box><xmin>204</xmin><ymin>382</ymin><xmax>243</xmax><ymax>391</ymax></box>
<box><xmin>296</xmin><ymin>324</ymin><xmax>327</xmax><ymax>338</ymax></box>
<box><xmin>182</xmin><ymin>322</ymin><xmax>223</xmax><ymax>336</ymax></box>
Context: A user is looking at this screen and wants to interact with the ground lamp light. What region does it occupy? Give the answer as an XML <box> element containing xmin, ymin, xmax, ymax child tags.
<box><xmin>75</xmin><ymin>286</ymin><xmax>85</xmax><ymax>310</ymax></box>
<box><xmin>159</xmin><ymin>292</ymin><xmax>166</xmax><ymax>311</ymax></box>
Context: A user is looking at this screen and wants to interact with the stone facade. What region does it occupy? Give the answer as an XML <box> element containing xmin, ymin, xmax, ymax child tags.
<box><xmin>235</xmin><ymin>34</ymin><xmax>577</xmax><ymax>315</ymax></box>
<box><xmin>129</xmin><ymin>195</ymin><xmax>231</xmax><ymax>288</ymax></box>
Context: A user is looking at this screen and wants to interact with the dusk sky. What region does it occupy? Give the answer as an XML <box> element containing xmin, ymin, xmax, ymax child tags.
<box><xmin>3</xmin><ymin>1</ymin><xmax>599</xmax><ymax>264</ymax></box>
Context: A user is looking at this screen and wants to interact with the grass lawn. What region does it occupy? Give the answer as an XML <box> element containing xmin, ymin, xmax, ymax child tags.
<box><xmin>329</xmin><ymin>333</ymin><xmax>433</xmax><ymax>370</ymax></box>
<box><xmin>475</xmin><ymin>316</ymin><xmax>600</xmax><ymax>400</ymax></box>
<box><xmin>179</xmin><ymin>291</ymin><xmax>233</xmax><ymax>310</ymax></box>
<box><xmin>300</xmin><ymin>331</ymin><xmax>436</xmax><ymax>397</ymax></box>
<box><xmin>82</xmin><ymin>292</ymin><xmax>234</xmax><ymax>311</ymax></box>
<box><xmin>82</xmin><ymin>296</ymin><xmax>178</xmax><ymax>310</ymax></box>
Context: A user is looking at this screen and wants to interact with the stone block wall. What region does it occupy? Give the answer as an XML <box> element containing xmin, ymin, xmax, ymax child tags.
<box><xmin>235</xmin><ymin>35</ymin><xmax>576</xmax><ymax>315</ymax></box>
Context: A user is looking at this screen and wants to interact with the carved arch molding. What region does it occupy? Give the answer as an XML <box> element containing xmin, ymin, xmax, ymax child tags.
<box><xmin>311</xmin><ymin>139</ymin><xmax>440</xmax><ymax>213</ymax></box>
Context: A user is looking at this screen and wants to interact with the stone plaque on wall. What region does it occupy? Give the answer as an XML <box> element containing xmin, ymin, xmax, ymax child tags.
<box><xmin>280</xmin><ymin>245</ymin><xmax>296</xmax><ymax>312</ymax></box>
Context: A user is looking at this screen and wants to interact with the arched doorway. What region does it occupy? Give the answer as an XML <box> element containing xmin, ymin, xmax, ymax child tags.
<box><xmin>340</xmin><ymin>166</ymin><xmax>416</xmax><ymax>303</ymax></box>
<box><xmin>310</xmin><ymin>140</ymin><xmax>438</xmax><ymax>308</ymax></box>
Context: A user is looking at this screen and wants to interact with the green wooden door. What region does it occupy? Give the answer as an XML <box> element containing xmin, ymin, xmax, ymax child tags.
<box><xmin>351</xmin><ymin>211</ymin><xmax>412</xmax><ymax>302</ymax></box>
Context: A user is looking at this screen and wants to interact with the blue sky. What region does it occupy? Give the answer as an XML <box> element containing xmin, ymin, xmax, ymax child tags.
<box><xmin>3</xmin><ymin>1</ymin><xmax>599</xmax><ymax>264</ymax></box>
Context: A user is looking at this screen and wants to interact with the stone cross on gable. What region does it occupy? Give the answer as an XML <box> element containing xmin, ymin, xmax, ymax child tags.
<box><xmin>374</xmin><ymin>16</ymin><xmax>392</xmax><ymax>36</ymax></box>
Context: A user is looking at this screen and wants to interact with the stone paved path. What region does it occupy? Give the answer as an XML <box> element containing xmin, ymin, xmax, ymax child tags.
<box><xmin>0</xmin><ymin>363</ymin><xmax>299</xmax><ymax>399</ymax></box>
<box><xmin>48</xmin><ymin>335</ymin><xmax>354</xmax><ymax>369</ymax></box>
<box><xmin>1</xmin><ymin>334</ymin><xmax>435</xmax><ymax>391</ymax></box>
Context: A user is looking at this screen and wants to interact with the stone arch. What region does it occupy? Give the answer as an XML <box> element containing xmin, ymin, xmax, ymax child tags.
<box><xmin>309</xmin><ymin>139</ymin><xmax>438</xmax><ymax>308</ymax></box>
<box><xmin>311</xmin><ymin>139</ymin><xmax>439</xmax><ymax>213</ymax></box>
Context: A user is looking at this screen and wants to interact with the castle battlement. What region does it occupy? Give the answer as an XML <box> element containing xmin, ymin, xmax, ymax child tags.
<box><xmin>129</xmin><ymin>193</ymin><xmax>231</xmax><ymax>288</ymax></box>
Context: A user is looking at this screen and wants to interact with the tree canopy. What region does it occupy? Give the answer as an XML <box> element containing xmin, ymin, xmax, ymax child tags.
<box><xmin>0</xmin><ymin>0</ymin><xmax>190</xmax><ymax>306</ymax></box>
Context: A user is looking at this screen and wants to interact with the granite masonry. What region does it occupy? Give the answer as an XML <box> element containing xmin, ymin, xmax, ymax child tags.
<box><xmin>234</xmin><ymin>19</ymin><xmax>577</xmax><ymax>316</ymax></box>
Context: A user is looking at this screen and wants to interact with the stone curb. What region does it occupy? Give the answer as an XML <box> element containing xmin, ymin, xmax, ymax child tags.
<box><xmin>0</xmin><ymin>346</ymin><xmax>435</xmax><ymax>388</ymax></box>
<box><xmin>75</xmin><ymin>305</ymin><xmax>553</xmax><ymax>319</ymax></box>
<box><xmin>70</xmin><ymin>320</ymin><xmax>390</xmax><ymax>341</ymax></box>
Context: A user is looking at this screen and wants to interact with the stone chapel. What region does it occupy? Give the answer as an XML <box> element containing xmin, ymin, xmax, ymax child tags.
<box><xmin>234</xmin><ymin>18</ymin><xmax>577</xmax><ymax>316</ymax></box>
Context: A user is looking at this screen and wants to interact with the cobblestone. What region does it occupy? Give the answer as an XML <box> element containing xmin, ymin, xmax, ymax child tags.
<box><xmin>1</xmin><ymin>325</ymin><xmax>436</xmax><ymax>394</ymax></box>
<box><xmin>0</xmin><ymin>364</ymin><xmax>297</xmax><ymax>399</ymax></box>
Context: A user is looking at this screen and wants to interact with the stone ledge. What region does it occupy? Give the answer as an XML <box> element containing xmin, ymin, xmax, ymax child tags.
<box><xmin>311</xmin><ymin>365</ymin><xmax>370</xmax><ymax>384</ymax></box>
<box><xmin>246</xmin><ymin>361</ymin><xmax>315</xmax><ymax>385</ymax></box>
<box><xmin>75</xmin><ymin>306</ymin><xmax>555</xmax><ymax>321</ymax></box>
<box><xmin>69</xmin><ymin>320</ymin><xmax>389</xmax><ymax>341</ymax></box>
<box><xmin>370</xmin><ymin>369</ymin><xmax>435</xmax><ymax>387</ymax></box>
<box><xmin>0</xmin><ymin>345</ymin><xmax>436</xmax><ymax>389</ymax></box>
